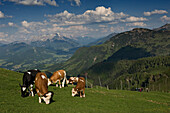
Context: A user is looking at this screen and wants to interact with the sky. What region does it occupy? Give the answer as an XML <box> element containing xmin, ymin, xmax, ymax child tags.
<box><xmin>0</xmin><ymin>0</ymin><xmax>170</xmax><ymax>43</ymax></box>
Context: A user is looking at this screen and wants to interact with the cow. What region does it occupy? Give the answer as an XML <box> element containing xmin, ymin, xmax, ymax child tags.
<box><xmin>68</xmin><ymin>77</ymin><xmax>79</xmax><ymax>85</ymax></box>
<box><xmin>19</xmin><ymin>69</ymin><xmax>41</xmax><ymax>97</ymax></box>
<box><xmin>35</xmin><ymin>72</ymin><xmax>53</xmax><ymax>104</ymax></box>
<box><xmin>72</xmin><ymin>77</ymin><xmax>85</xmax><ymax>98</ymax></box>
<box><xmin>48</xmin><ymin>70</ymin><xmax>68</xmax><ymax>88</ymax></box>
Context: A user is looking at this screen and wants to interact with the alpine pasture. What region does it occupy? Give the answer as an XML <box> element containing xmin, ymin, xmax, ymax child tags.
<box><xmin>0</xmin><ymin>68</ymin><xmax>169</xmax><ymax>113</ymax></box>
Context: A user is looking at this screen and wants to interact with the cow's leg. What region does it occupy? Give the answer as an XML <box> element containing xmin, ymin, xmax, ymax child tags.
<box><xmin>56</xmin><ymin>83</ymin><xmax>59</xmax><ymax>87</ymax></box>
<box><xmin>59</xmin><ymin>80</ymin><xmax>62</xmax><ymax>88</ymax></box>
<box><xmin>55</xmin><ymin>80</ymin><xmax>58</xmax><ymax>87</ymax></box>
<box><xmin>28</xmin><ymin>87</ymin><xmax>31</xmax><ymax>96</ymax></box>
<box><xmin>82</xmin><ymin>88</ymin><xmax>85</xmax><ymax>97</ymax></box>
<box><xmin>39</xmin><ymin>97</ymin><xmax>42</xmax><ymax>103</ymax></box>
<box><xmin>62</xmin><ymin>78</ymin><xmax>66</xmax><ymax>87</ymax></box>
<box><xmin>30</xmin><ymin>84</ymin><xmax>34</xmax><ymax>97</ymax></box>
<box><xmin>80</xmin><ymin>91</ymin><xmax>82</xmax><ymax>98</ymax></box>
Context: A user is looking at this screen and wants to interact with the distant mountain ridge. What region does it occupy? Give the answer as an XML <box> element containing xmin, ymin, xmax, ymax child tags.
<box><xmin>0</xmin><ymin>42</ymin><xmax>72</xmax><ymax>71</ymax></box>
<box><xmin>31</xmin><ymin>33</ymin><xmax>80</xmax><ymax>51</ymax></box>
<box><xmin>51</xmin><ymin>24</ymin><xmax>170</xmax><ymax>75</ymax></box>
<box><xmin>0</xmin><ymin>32</ymin><xmax>112</xmax><ymax>71</ymax></box>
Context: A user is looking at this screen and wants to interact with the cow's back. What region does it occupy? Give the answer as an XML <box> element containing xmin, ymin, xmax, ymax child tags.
<box><xmin>35</xmin><ymin>72</ymin><xmax>48</xmax><ymax>96</ymax></box>
<box><xmin>50</xmin><ymin>70</ymin><xmax>65</xmax><ymax>81</ymax></box>
<box><xmin>76</xmin><ymin>77</ymin><xmax>85</xmax><ymax>90</ymax></box>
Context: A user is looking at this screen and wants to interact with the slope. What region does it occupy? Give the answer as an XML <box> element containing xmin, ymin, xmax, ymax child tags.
<box><xmin>52</xmin><ymin>24</ymin><xmax>170</xmax><ymax>75</ymax></box>
<box><xmin>0</xmin><ymin>68</ymin><xmax>169</xmax><ymax>113</ymax></box>
<box><xmin>0</xmin><ymin>42</ymin><xmax>71</xmax><ymax>71</ymax></box>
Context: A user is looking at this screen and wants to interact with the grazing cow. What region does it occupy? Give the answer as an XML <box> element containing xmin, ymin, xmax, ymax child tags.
<box><xmin>35</xmin><ymin>72</ymin><xmax>53</xmax><ymax>104</ymax></box>
<box><xmin>72</xmin><ymin>77</ymin><xmax>85</xmax><ymax>98</ymax></box>
<box><xmin>48</xmin><ymin>70</ymin><xmax>68</xmax><ymax>88</ymax></box>
<box><xmin>19</xmin><ymin>69</ymin><xmax>41</xmax><ymax>97</ymax></box>
<box><xmin>68</xmin><ymin>77</ymin><xmax>79</xmax><ymax>85</ymax></box>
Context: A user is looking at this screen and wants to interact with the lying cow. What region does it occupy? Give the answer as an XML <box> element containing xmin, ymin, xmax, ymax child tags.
<box><xmin>19</xmin><ymin>69</ymin><xmax>41</xmax><ymax>97</ymax></box>
<box><xmin>35</xmin><ymin>72</ymin><xmax>53</xmax><ymax>104</ymax></box>
<box><xmin>68</xmin><ymin>77</ymin><xmax>79</xmax><ymax>85</ymax></box>
<box><xmin>72</xmin><ymin>77</ymin><xmax>85</xmax><ymax>98</ymax></box>
<box><xmin>48</xmin><ymin>70</ymin><xmax>68</xmax><ymax>88</ymax></box>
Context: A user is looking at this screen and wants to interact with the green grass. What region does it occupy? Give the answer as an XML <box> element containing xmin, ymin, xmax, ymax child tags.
<box><xmin>0</xmin><ymin>68</ymin><xmax>169</xmax><ymax>113</ymax></box>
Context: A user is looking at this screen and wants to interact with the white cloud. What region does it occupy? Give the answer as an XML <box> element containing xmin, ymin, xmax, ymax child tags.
<box><xmin>46</xmin><ymin>6</ymin><xmax>128</xmax><ymax>26</ymax></box>
<box><xmin>0</xmin><ymin>11</ymin><xmax>12</xmax><ymax>18</ymax></box>
<box><xmin>69</xmin><ymin>0</ymin><xmax>81</xmax><ymax>6</ymax></box>
<box><xmin>0</xmin><ymin>11</ymin><xmax>5</xmax><ymax>18</ymax></box>
<box><xmin>0</xmin><ymin>32</ymin><xmax>8</xmax><ymax>38</ymax></box>
<box><xmin>144</xmin><ymin>9</ymin><xmax>168</xmax><ymax>16</ymax></box>
<box><xmin>22</xmin><ymin>21</ymin><xmax>30</xmax><ymax>27</ymax></box>
<box><xmin>126</xmin><ymin>22</ymin><xmax>147</xmax><ymax>27</ymax></box>
<box><xmin>161</xmin><ymin>15</ymin><xmax>170</xmax><ymax>21</ymax></box>
<box><xmin>8</xmin><ymin>22</ymin><xmax>14</xmax><ymax>26</ymax></box>
<box><xmin>6</xmin><ymin>0</ymin><xmax>58</xmax><ymax>6</ymax></box>
<box><xmin>74</xmin><ymin>0</ymin><xmax>81</xmax><ymax>6</ymax></box>
<box><xmin>125</xmin><ymin>16</ymin><xmax>148</xmax><ymax>22</ymax></box>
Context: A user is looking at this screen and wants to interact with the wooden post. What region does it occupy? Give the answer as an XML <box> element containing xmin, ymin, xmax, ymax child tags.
<box><xmin>120</xmin><ymin>80</ymin><xmax>122</xmax><ymax>90</ymax></box>
<box><xmin>85</xmin><ymin>73</ymin><xmax>88</xmax><ymax>88</ymax></box>
<box><xmin>99</xmin><ymin>77</ymin><xmax>102</xmax><ymax>87</ymax></box>
<box><xmin>107</xmin><ymin>85</ymin><xmax>109</xmax><ymax>90</ymax></box>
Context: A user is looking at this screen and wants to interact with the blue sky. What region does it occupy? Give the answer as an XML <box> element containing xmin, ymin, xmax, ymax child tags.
<box><xmin>0</xmin><ymin>0</ymin><xmax>170</xmax><ymax>43</ymax></box>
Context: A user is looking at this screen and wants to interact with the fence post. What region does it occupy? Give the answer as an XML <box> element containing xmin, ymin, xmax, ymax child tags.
<box><xmin>99</xmin><ymin>77</ymin><xmax>102</xmax><ymax>87</ymax></box>
<box><xmin>85</xmin><ymin>73</ymin><xmax>88</xmax><ymax>88</ymax></box>
<box><xmin>107</xmin><ymin>85</ymin><xmax>109</xmax><ymax>90</ymax></box>
<box><xmin>120</xmin><ymin>80</ymin><xmax>122</xmax><ymax>90</ymax></box>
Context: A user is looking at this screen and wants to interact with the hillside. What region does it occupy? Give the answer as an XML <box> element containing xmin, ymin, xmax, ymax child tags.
<box><xmin>51</xmin><ymin>24</ymin><xmax>170</xmax><ymax>75</ymax></box>
<box><xmin>86</xmin><ymin>56</ymin><xmax>170</xmax><ymax>91</ymax></box>
<box><xmin>0</xmin><ymin>68</ymin><xmax>169</xmax><ymax>113</ymax></box>
<box><xmin>87</xmin><ymin>33</ymin><xmax>117</xmax><ymax>46</ymax></box>
<box><xmin>0</xmin><ymin>42</ymin><xmax>72</xmax><ymax>71</ymax></box>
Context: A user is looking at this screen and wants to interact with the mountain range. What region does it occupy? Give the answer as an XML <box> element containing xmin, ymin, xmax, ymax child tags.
<box><xmin>0</xmin><ymin>32</ymin><xmax>108</xmax><ymax>71</ymax></box>
<box><xmin>48</xmin><ymin>24</ymin><xmax>170</xmax><ymax>91</ymax></box>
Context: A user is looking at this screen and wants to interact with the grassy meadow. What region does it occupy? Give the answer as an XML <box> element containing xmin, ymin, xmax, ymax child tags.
<box><xmin>0</xmin><ymin>68</ymin><xmax>169</xmax><ymax>113</ymax></box>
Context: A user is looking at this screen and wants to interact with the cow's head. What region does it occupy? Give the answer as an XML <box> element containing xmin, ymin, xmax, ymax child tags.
<box><xmin>42</xmin><ymin>91</ymin><xmax>53</xmax><ymax>104</ymax></box>
<box><xmin>72</xmin><ymin>88</ymin><xmax>78</xmax><ymax>97</ymax></box>
<box><xmin>19</xmin><ymin>84</ymin><xmax>27</xmax><ymax>97</ymax></box>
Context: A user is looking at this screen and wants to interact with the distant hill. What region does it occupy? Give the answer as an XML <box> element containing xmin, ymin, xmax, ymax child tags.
<box><xmin>74</xmin><ymin>36</ymin><xmax>98</xmax><ymax>46</ymax></box>
<box><xmin>31</xmin><ymin>33</ymin><xmax>80</xmax><ymax>51</ymax></box>
<box><xmin>50</xmin><ymin>24</ymin><xmax>170</xmax><ymax>76</ymax></box>
<box><xmin>0</xmin><ymin>42</ymin><xmax>72</xmax><ymax>71</ymax></box>
<box><xmin>87</xmin><ymin>33</ymin><xmax>117</xmax><ymax>46</ymax></box>
<box><xmin>153</xmin><ymin>24</ymin><xmax>170</xmax><ymax>31</ymax></box>
<box><xmin>85</xmin><ymin>55</ymin><xmax>170</xmax><ymax>91</ymax></box>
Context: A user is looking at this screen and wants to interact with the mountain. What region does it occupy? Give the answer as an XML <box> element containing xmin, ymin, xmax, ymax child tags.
<box><xmin>31</xmin><ymin>33</ymin><xmax>80</xmax><ymax>51</ymax></box>
<box><xmin>153</xmin><ymin>24</ymin><xmax>170</xmax><ymax>31</ymax></box>
<box><xmin>0</xmin><ymin>42</ymin><xmax>72</xmax><ymax>71</ymax></box>
<box><xmin>50</xmin><ymin>24</ymin><xmax>170</xmax><ymax>76</ymax></box>
<box><xmin>74</xmin><ymin>36</ymin><xmax>98</xmax><ymax>46</ymax></box>
<box><xmin>87</xmin><ymin>33</ymin><xmax>117</xmax><ymax>46</ymax></box>
<box><xmin>86</xmin><ymin>55</ymin><xmax>170</xmax><ymax>91</ymax></box>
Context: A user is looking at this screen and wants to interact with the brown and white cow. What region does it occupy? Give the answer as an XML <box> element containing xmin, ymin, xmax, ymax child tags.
<box><xmin>35</xmin><ymin>72</ymin><xmax>53</xmax><ymax>104</ymax></box>
<box><xmin>68</xmin><ymin>77</ymin><xmax>79</xmax><ymax>85</ymax></box>
<box><xmin>48</xmin><ymin>70</ymin><xmax>68</xmax><ymax>88</ymax></box>
<box><xmin>72</xmin><ymin>77</ymin><xmax>85</xmax><ymax>98</ymax></box>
